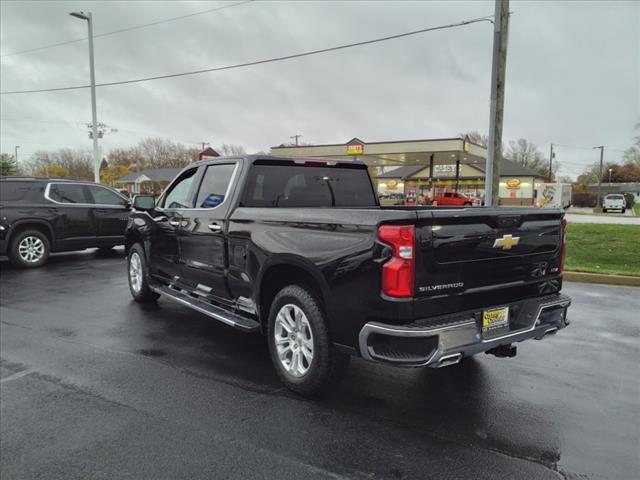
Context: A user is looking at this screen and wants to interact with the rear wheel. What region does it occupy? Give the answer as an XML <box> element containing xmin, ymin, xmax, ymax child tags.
<box><xmin>602</xmin><ymin>208</ymin><xmax>607</xmax><ymax>213</ymax></box>
<box><xmin>267</xmin><ymin>284</ymin><xmax>349</xmax><ymax>396</ymax></box>
<box><xmin>8</xmin><ymin>229</ymin><xmax>50</xmax><ymax>268</ymax></box>
<box><xmin>127</xmin><ymin>243</ymin><xmax>159</xmax><ymax>303</ymax></box>
<box><xmin>621</xmin><ymin>209</ymin><xmax>626</xmax><ymax>214</ymax></box>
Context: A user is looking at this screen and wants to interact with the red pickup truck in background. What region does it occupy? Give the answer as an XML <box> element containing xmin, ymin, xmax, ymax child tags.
<box><xmin>432</xmin><ymin>192</ymin><xmax>478</xmax><ymax>206</ymax></box>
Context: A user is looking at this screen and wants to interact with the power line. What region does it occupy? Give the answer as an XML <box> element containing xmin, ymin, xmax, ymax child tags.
<box><xmin>553</xmin><ymin>143</ymin><xmax>627</xmax><ymax>153</ymax></box>
<box><xmin>0</xmin><ymin>15</ymin><xmax>494</xmax><ymax>95</ymax></box>
<box><xmin>0</xmin><ymin>1</ymin><xmax>253</xmax><ymax>59</ymax></box>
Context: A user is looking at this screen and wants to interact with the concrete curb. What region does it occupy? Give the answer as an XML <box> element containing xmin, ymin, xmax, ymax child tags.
<box><xmin>564</xmin><ymin>271</ymin><xmax>640</xmax><ymax>287</ymax></box>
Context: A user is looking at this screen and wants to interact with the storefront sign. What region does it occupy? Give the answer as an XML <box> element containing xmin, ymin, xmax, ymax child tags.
<box><xmin>347</xmin><ymin>142</ymin><xmax>364</xmax><ymax>155</ymax></box>
<box><xmin>433</xmin><ymin>164</ymin><xmax>456</xmax><ymax>177</ymax></box>
<box><xmin>507</xmin><ymin>178</ymin><xmax>521</xmax><ymax>189</ymax></box>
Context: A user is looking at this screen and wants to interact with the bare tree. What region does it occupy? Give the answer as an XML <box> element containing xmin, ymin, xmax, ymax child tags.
<box><xmin>460</xmin><ymin>131</ymin><xmax>489</xmax><ymax>148</ymax></box>
<box><xmin>623</xmin><ymin>121</ymin><xmax>640</xmax><ymax>167</ymax></box>
<box><xmin>505</xmin><ymin>138</ymin><xmax>556</xmax><ymax>178</ymax></box>
<box><xmin>218</xmin><ymin>144</ymin><xmax>246</xmax><ymax>156</ymax></box>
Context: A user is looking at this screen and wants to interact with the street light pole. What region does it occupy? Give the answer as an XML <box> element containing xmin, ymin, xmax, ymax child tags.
<box><xmin>70</xmin><ymin>11</ymin><xmax>100</xmax><ymax>184</ymax></box>
<box><xmin>593</xmin><ymin>146</ymin><xmax>604</xmax><ymax>213</ymax></box>
<box><xmin>608</xmin><ymin>168</ymin><xmax>612</xmax><ymax>184</ymax></box>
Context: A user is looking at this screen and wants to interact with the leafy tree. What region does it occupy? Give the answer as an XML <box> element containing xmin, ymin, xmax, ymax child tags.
<box><xmin>101</xmin><ymin>164</ymin><xmax>130</xmax><ymax>186</ymax></box>
<box><xmin>35</xmin><ymin>164</ymin><xmax>70</xmax><ymax>178</ymax></box>
<box><xmin>0</xmin><ymin>153</ymin><xmax>20</xmax><ymax>176</ymax></box>
<box><xmin>575</xmin><ymin>161</ymin><xmax>640</xmax><ymax>185</ymax></box>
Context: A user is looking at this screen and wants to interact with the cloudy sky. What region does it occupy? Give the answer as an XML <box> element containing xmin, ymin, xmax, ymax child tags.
<box><xmin>1</xmin><ymin>0</ymin><xmax>638</xmax><ymax>178</ymax></box>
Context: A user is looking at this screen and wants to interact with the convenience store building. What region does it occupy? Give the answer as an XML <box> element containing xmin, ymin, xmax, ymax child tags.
<box><xmin>271</xmin><ymin>137</ymin><xmax>545</xmax><ymax>206</ymax></box>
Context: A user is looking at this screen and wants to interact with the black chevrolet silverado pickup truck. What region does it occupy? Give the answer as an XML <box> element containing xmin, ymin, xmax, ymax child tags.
<box><xmin>125</xmin><ymin>155</ymin><xmax>571</xmax><ymax>395</ymax></box>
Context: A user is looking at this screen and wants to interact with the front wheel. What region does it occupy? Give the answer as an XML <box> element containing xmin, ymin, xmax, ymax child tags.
<box><xmin>127</xmin><ymin>243</ymin><xmax>159</xmax><ymax>303</ymax></box>
<box><xmin>8</xmin><ymin>229</ymin><xmax>50</xmax><ymax>268</ymax></box>
<box><xmin>621</xmin><ymin>209</ymin><xmax>626</xmax><ymax>214</ymax></box>
<box><xmin>267</xmin><ymin>285</ymin><xmax>349</xmax><ymax>396</ymax></box>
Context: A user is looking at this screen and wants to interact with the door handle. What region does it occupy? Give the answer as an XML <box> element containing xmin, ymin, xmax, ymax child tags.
<box><xmin>169</xmin><ymin>220</ymin><xmax>181</xmax><ymax>227</ymax></box>
<box><xmin>208</xmin><ymin>223</ymin><xmax>222</xmax><ymax>233</ymax></box>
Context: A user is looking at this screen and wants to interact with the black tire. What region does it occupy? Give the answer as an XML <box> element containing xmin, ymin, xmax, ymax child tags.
<box><xmin>127</xmin><ymin>243</ymin><xmax>160</xmax><ymax>303</ymax></box>
<box><xmin>267</xmin><ymin>284</ymin><xmax>349</xmax><ymax>396</ymax></box>
<box><xmin>8</xmin><ymin>229</ymin><xmax>50</xmax><ymax>268</ymax></box>
<box><xmin>602</xmin><ymin>209</ymin><xmax>607</xmax><ymax>213</ymax></box>
<box><xmin>621</xmin><ymin>209</ymin><xmax>626</xmax><ymax>214</ymax></box>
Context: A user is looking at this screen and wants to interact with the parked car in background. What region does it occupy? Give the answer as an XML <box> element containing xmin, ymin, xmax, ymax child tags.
<box><xmin>125</xmin><ymin>156</ymin><xmax>570</xmax><ymax>395</ymax></box>
<box><xmin>602</xmin><ymin>194</ymin><xmax>626</xmax><ymax>213</ymax></box>
<box><xmin>0</xmin><ymin>177</ymin><xmax>130</xmax><ymax>268</ymax></box>
<box><xmin>432</xmin><ymin>191</ymin><xmax>477</xmax><ymax>206</ymax></box>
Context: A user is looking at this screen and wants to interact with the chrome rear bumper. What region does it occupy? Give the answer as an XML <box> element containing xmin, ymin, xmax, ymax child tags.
<box><xmin>358</xmin><ymin>294</ymin><xmax>571</xmax><ymax>367</ymax></box>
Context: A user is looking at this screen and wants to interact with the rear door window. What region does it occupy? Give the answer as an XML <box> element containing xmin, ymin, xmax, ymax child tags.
<box><xmin>194</xmin><ymin>164</ymin><xmax>236</xmax><ymax>208</ymax></box>
<box><xmin>48</xmin><ymin>183</ymin><xmax>89</xmax><ymax>204</ymax></box>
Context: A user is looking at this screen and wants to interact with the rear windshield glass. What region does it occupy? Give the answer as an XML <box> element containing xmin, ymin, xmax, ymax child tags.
<box><xmin>241</xmin><ymin>163</ymin><xmax>376</xmax><ymax>207</ymax></box>
<box><xmin>0</xmin><ymin>181</ymin><xmax>41</xmax><ymax>203</ymax></box>
<box><xmin>606</xmin><ymin>195</ymin><xmax>624</xmax><ymax>200</ymax></box>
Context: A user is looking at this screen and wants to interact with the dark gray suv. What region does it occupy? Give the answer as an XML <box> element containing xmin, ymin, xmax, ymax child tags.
<box><xmin>0</xmin><ymin>177</ymin><xmax>130</xmax><ymax>268</ymax></box>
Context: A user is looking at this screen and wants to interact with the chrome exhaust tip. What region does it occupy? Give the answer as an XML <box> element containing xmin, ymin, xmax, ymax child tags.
<box><xmin>436</xmin><ymin>353</ymin><xmax>462</xmax><ymax>368</ymax></box>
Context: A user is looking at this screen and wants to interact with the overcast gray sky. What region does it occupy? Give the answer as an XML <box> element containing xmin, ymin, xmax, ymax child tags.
<box><xmin>1</xmin><ymin>0</ymin><xmax>638</xmax><ymax>178</ymax></box>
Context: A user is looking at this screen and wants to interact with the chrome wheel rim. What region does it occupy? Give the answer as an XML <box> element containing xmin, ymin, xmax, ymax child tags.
<box><xmin>129</xmin><ymin>252</ymin><xmax>143</xmax><ymax>293</ymax></box>
<box><xmin>274</xmin><ymin>303</ymin><xmax>314</xmax><ymax>378</ymax></box>
<box><xmin>18</xmin><ymin>236</ymin><xmax>45</xmax><ymax>263</ymax></box>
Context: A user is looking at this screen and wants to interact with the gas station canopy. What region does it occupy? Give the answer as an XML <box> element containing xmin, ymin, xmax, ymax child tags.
<box><xmin>270</xmin><ymin>137</ymin><xmax>488</xmax><ymax>168</ymax></box>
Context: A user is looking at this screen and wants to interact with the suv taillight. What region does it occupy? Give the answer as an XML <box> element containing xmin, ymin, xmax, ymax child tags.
<box><xmin>378</xmin><ymin>225</ymin><xmax>415</xmax><ymax>297</ymax></box>
<box><xmin>559</xmin><ymin>218</ymin><xmax>567</xmax><ymax>272</ymax></box>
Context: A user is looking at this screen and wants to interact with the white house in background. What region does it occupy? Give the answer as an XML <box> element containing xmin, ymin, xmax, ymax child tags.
<box><xmin>115</xmin><ymin>168</ymin><xmax>181</xmax><ymax>195</ymax></box>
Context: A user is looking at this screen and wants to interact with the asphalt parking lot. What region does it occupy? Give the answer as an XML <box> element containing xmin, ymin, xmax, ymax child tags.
<box><xmin>1</xmin><ymin>249</ymin><xmax>638</xmax><ymax>480</ymax></box>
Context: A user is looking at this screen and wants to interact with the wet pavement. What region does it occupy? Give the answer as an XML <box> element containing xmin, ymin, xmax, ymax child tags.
<box><xmin>1</xmin><ymin>249</ymin><xmax>638</xmax><ymax>480</ymax></box>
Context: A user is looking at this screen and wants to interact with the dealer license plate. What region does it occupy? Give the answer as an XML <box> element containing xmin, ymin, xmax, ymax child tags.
<box><xmin>482</xmin><ymin>306</ymin><xmax>509</xmax><ymax>333</ymax></box>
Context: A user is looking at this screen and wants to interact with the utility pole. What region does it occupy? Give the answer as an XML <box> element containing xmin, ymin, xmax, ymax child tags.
<box><xmin>485</xmin><ymin>0</ymin><xmax>509</xmax><ymax>207</ymax></box>
<box><xmin>548</xmin><ymin>143</ymin><xmax>554</xmax><ymax>182</ymax></box>
<box><xmin>200</xmin><ymin>142</ymin><xmax>210</xmax><ymax>151</ymax></box>
<box><xmin>290</xmin><ymin>134</ymin><xmax>302</xmax><ymax>146</ymax></box>
<box><xmin>593</xmin><ymin>146</ymin><xmax>604</xmax><ymax>213</ymax></box>
<box><xmin>71</xmin><ymin>11</ymin><xmax>100</xmax><ymax>184</ymax></box>
<box><xmin>14</xmin><ymin>145</ymin><xmax>19</xmax><ymax>163</ymax></box>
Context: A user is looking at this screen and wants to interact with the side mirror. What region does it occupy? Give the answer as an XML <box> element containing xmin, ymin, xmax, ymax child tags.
<box><xmin>133</xmin><ymin>195</ymin><xmax>155</xmax><ymax>211</ymax></box>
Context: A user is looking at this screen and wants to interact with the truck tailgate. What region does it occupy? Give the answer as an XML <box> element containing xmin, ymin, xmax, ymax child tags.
<box><xmin>412</xmin><ymin>208</ymin><xmax>564</xmax><ymax>317</ymax></box>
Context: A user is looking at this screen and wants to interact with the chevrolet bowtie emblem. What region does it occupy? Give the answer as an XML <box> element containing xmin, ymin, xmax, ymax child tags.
<box><xmin>493</xmin><ymin>234</ymin><xmax>520</xmax><ymax>250</ymax></box>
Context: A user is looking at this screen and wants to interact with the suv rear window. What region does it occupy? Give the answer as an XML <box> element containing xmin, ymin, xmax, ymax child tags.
<box><xmin>241</xmin><ymin>163</ymin><xmax>376</xmax><ymax>208</ymax></box>
<box><xmin>605</xmin><ymin>195</ymin><xmax>624</xmax><ymax>200</ymax></box>
<box><xmin>0</xmin><ymin>181</ymin><xmax>42</xmax><ymax>203</ymax></box>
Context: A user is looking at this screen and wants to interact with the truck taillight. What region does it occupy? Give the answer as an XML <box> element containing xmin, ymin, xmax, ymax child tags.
<box><xmin>559</xmin><ymin>218</ymin><xmax>567</xmax><ymax>272</ymax></box>
<box><xmin>378</xmin><ymin>225</ymin><xmax>415</xmax><ymax>297</ymax></box>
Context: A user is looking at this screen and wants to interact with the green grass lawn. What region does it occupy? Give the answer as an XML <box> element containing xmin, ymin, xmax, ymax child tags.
<box><xmin>565</xmin><ymin>223</ymin><xmax>640</xmax><ymax>276</ymax></box>
<box><xmin>634</xmin><ymin>203</ymin><xmax>640</xmax><ymax>217</ymax></box>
